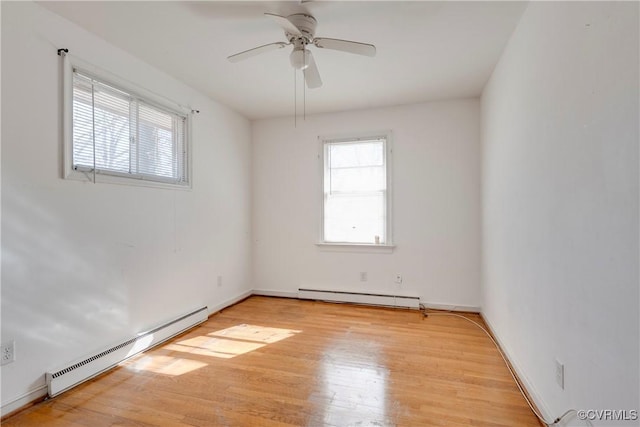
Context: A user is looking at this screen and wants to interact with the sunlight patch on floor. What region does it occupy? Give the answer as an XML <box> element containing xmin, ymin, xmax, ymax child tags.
<box><xmin>209</xmin><ymin>324</ymin><xmax>302</xmax><ymax>344</ymax></box>
<box><xmin>165</xmin><ymin>336</ymin><xmax>265</xmax><ymax>359</ymax></box>
<box><xmin>165</xmin><ymin>324</ymin><xmax>302</xmax><ymax>359</ymax></box>
<box><xmin>123</xmin><ymin>354</ymin><xmax>207</xmax><ymax>376</ymax></box>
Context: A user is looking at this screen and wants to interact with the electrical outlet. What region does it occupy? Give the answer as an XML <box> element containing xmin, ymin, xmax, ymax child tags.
<box><xmin>395</xmin><ymin>274</ymin><xmax>403</xmax><ymax>284</ymax></box>
<box><xmin>555</xmin><ymin>359</ymin><xmax>564</xmax><ymax>389</ymax></box>
<box><xmin>360</xmin><ymin>272</ymin><xmax>368</xmax><ymax>282</ymax></box>
<box><xmin>1</xmin><ymin>341</ymin><xmax>15</xmax><ymax>366</ymax></box>
<box><xmin>217</xmin><ymin>276</ymin><xmax>223</xmax><ymax>287</ymax></box>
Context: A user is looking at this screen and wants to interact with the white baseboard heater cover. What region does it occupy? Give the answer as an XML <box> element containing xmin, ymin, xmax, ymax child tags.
<box><xmin>46</xmin><ymin>306</ymin><xmax>208</xmax><ymax>398</ymax></box>
<box><xmin>298</xmin><ymin>288</ymin><xmax>420</xmax><ymax>309</ymax></box>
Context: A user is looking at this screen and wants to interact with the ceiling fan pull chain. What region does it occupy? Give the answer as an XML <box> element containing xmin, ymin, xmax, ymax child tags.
<box><xmin>294</xmin><ymin>68</ymin><xmax>297</xmax><ymax>128</ymax></box>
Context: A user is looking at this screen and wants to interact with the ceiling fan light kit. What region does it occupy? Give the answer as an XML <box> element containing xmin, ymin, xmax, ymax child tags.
<box><xmin>290</xmin><ymin>42</ymin><xmax>310</xmax><ymax>70</ymax></box>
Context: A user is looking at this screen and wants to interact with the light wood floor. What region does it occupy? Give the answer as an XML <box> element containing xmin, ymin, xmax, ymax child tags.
<box><xmin>4</xmin><ymin>297</ymin><xmax>540</xmax><ymax>426</ymax></box>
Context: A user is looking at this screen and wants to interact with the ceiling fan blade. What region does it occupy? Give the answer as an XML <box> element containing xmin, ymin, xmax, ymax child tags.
<box><xmin>265</xmin><ymin>13</ymin><xmax>302</xmax><ymax>36</ymax></box>
<box><xmin>303</xmin><ymin>51</ymin><xmax>322</xmax><ymax>89</ymax></box>
<box><xmin>313</xmin><ymin>38</ymin><xmax>376</xmax><ymax>57</ymax></box>
<box><xmin>227</xmin><ymin>42</ymin><xmax>288</xmax><ymax>63</ymax></box>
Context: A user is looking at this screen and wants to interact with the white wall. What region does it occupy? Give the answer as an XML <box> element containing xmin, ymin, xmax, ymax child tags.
<box><xmin>1</xmin><ymin>2</ymin><xmax>252</xmax><ymax>413</ymax></box>
<box><xmin>252</xmin><ymin>100</ymin><xmax>481</xmax><ymax>309</ymax></box>
<box><xmin>481</xmin><ymin>2</ymin><xmax>638</xmax><ymax>424</ymax></box>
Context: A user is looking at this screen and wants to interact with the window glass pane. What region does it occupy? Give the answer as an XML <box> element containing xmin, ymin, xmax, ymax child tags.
<box><xmin>137</xmin><ymin>103</ymin><xmax>177</xmax><ymax>179</ymax></box>
<box><xmin>324</xmin><ymin>193</ymin><xmax>385</xmax><ymax>243</ymax></box>
<box><xmin>330</xmin><ymin>166</ymin><xmax>385</xmax><ymax>192</ymax></box>
<box><xmin>329</xmin><ymin>141</ymin><xmax>383</xmax><ymax>168</ymax></box>
<box><xmin>92</xmin><ymin>86</ymin><xmax>130</xmax><ymax>173</ymax></box>
<box><xmin>72</xmin><ymin>79</ymin><xmax>95</xmax><ymax>168</ymax></box>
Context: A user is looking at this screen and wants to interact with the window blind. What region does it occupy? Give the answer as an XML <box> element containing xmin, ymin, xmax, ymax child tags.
<box><xmin>72</xmin><ymin>71</ymin><xmax>188</xmax><ymax>185</ymax></box>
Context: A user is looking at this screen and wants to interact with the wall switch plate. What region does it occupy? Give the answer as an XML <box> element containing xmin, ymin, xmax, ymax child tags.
<box><xmin>555</xmin><ymin>359</ymin><xmax>564</xmax><ymax>389</ymax></box>
<box><xmin>1</xmin><ymin>341</ymin><xmax>15</xmax><ymax>365</ymax></box>
<box><xmin>217</xmin><ymin>276</ymin><xmax>223</xmax><ymax>287</ymax></box>
<box><xmin>395</xmin><ymin>274</ymin><xmax>403</xmax><ymax>284</ymax></box>
<box><xmin>360</xmin><ymin>272</ymin><xmax>368</xmax><ymax>282</ymax></box>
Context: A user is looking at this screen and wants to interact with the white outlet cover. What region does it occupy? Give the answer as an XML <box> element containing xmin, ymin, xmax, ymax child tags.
<box><xmin>1</xmin><ymin>341</ymin><xmax>15</xmax><ymax>366</ymax></box>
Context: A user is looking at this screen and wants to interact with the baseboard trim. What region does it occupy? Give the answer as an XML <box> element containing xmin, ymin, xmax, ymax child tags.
<box><xmin>480</xmin><ymin>313</ymin><xmax>551</xmax><ymax>426</ymax></box>
<box><xmin>1</xmin><ymin>385</ymin><xmax>48</xmax><ymax>420</ymax></box>
<box><xmin>251</xmin><ymin>289</ymin><xmax>299</xmax><ymax>299</ymax></box>
<box><xmin>208</xmin><ymin>290</ymin><xmax>253</xmax><ymax>316</ymax></box>
<box><xmin>298</xmin><ymin>288</ymin><xmax>420</xmax><ymax>309</ymax></box>
<box><xmin>422</xmin><ymin>302</ymin><xmax>481</xmax><ymax>313</ymax></box>
<box><xmin>252</xmin><ymin>289</ymin><xmax>479</xmax><ymax>313</ymax></box>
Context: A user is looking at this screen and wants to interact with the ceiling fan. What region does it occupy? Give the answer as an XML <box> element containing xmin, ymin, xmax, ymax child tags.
<box><xmin>227</xmin><ymin>13</ymin><xmax>376</xmax><ymax>89</ymax></box>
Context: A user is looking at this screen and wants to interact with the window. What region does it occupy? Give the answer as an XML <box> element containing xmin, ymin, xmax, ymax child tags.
<box><xmin>321</xmin><ymin>134</ymin><xmax>392</xmax><ymax>245</ymax></box>
<box><xmin>68</xmin><ymin>69</ymin><xmax>189</xmax><ymax>187</ymax></box>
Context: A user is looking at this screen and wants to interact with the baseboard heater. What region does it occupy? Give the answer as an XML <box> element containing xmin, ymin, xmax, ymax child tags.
<box><xmin>45</xmin><ymin>306</ymin><xmax>208</xmax><ymax>398</ymax></box>
<box><xmin>298</xmin><ymin>288</ymin><xmax>420</xmax><ymax>309</ymax></box>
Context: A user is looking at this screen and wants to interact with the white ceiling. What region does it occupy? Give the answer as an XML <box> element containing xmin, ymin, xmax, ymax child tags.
<box><xmin>40</xmin><ymin>1</ymin><xmax>527</xmax><ymax>120</ymax></box>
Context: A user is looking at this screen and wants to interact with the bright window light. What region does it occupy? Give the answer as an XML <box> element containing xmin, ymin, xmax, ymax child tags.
<box><xmin>123</xmin><ymin>354</ymin><xmax>207</xmax><ymax>376</ymax></box>
<box><xmin>165</xmin><ymin>324</ymin><xmax>301</xmax><ymax>359</ymax></box>
<box><xmin>209</xmin><ymin>324</ymin><xmax>301</xmax><ymax>344</ymax></box>
<box><xmin>322</xmin><ymin>135</ymin><xmax>391</xmax><ymax>244</ymax></box>
<box><xmin>70</xmin><ymin>70</ymin><xmax>189</xmax><ymax>186</ymax></box>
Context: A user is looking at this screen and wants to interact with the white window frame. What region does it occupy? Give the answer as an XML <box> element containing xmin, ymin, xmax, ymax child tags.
<box><xmin>317</xmin><ymin>131</ymin><xmax>394</xmax><ymax>252</ymax></box>
<box><xmin>62</xmin><ymin>55</ymin><xmax>192</xmax><ymax>190</ymax></box>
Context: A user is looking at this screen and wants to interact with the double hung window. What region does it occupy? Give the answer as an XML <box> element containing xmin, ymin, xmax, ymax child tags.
<box><xmin>321</xmin><ymin>134</ymin><xmax>392</xmax><ymax>245</ymax></box>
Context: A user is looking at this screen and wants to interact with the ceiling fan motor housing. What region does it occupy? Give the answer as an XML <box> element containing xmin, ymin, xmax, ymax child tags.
<box><xmin>286</xmin><ymin>13</ymin><xmax>317</xmax><ymax>43</ymax></box>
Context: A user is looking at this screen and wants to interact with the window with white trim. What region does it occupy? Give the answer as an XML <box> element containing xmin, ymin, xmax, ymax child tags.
<box><xmin>70</xmin><ymin>70</ymin><xmax>189</xmax><ymax>186</ymax></box>
<box><xmin>322</xmin><ymin>134</ymin><xmax>391</xmax><ymax>245</ymax></box>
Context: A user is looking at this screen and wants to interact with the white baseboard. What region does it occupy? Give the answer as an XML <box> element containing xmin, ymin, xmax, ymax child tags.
<box><xmin>208</xmin><ymin>290</ymin><xmax>253</xmax><ymax>315</ymax></box>
<box><xmin>251</xmin><ymin>289</ymin><xmax>299</xmax><ymax>298</ymax></box>
<box><xmin>252</xmin><ymin>288</ymin><xmax>480</xmax><ymax>313</ymax></box>
<box><xmin>45</xmin><ymin>307</ymin><xmax>208</xmax><ymax>398</ymax></box>
<box><xmin>422</xmin><ymin>302</ymin><xmax>481</xmax><ymax>313</ymax></box>
<box><xmin>1</xmin><ymin>384</ymin><xmax>47</xmax><ymax>418</ymax></box>
<box><xmin>298</xmin><ymin>288</ymin><xmax>420</xmax><ymax>309</ymax></box>
<box><xmin>480</xmin><ymin>312</ymin><xmax>553</xmax><ymax>422</ymax></box>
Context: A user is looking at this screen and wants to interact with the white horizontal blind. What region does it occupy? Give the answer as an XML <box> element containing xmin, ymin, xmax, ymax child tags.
<box><xmin>72</xmin><ymin>71</ymin><xmax>188</xmax><ymax>185</ymax></box>
<box><xmin>324</xmin><ymin>138</ymin><xmax>387</xmax><ymax>244</ymax></box>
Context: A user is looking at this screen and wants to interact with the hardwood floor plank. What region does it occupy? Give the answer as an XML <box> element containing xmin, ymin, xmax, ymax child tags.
<box><xmin>4</xmin><ymin>297</ymin><xmax>540</xmax><ymax>426</ymax></box>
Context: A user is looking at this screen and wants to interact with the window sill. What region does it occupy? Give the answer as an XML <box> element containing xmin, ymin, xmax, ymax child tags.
<box><xmin>315</xmin><ymin>242</ymin><xmax>396</xmax><ymax>254</ymax></box>
<box><xmin>64</xmin><ymin>169</ymin><xmax>192</xmax><ymax>191</ymax></box>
